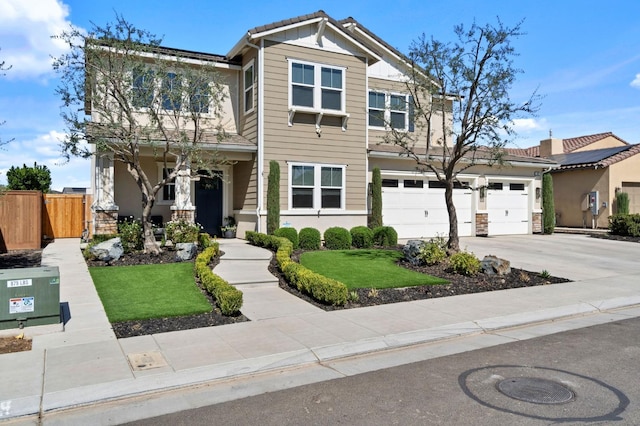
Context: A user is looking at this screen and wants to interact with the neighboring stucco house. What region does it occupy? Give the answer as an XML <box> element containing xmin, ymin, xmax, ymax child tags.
<box><xmin>90</xmin><ymin>11</ymin><xmax>556</xmax><ymax>239</ymax></box>
<box><xmin>510</xmin><ymin>132</ymin><xmax>640</xmax><ymax>228</ymax></box>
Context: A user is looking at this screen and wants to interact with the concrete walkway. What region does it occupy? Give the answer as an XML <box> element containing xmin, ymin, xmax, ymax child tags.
<box><xmin>0</xmin><ymin>234</ymin><xmax>639</xmax><ymax>424</ymax></box>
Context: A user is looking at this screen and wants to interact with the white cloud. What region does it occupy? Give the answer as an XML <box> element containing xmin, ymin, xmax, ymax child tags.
<box><xmin>512</xmin><ymin>118</ymin><xmax>546</xmax><ymax>132</ymax></box>
<box><xmin>631</xmin><ymin>73</ymin><xmax>640</xmax><ymax>89</ymax></box>
<box><xmin>0</xmin><ymin>0</ymin><xmax>75</xmax><ymax>80</ymax></box>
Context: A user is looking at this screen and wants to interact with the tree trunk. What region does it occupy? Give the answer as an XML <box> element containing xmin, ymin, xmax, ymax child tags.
<box><xmin>444</xmin><ymin>181</ymin><xmax>460</xmax><ymax>253</ymax></box>
<box><xmin>141</xmin><ymin>198</ymin><xmax>161</xmax><ymax>255</ymax></box>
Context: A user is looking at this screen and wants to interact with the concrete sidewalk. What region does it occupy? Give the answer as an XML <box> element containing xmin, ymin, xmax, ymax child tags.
<box><xmin>1</xmin><ymin>235</ymin><xmax>640</xmax><ymax>424</ymax></box>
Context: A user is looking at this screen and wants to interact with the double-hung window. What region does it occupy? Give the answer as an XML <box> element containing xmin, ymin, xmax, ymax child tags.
<box><xmin>157</xmin><ymin>165</ymin><xmax>175</xmax><ymax>204</ymax></box>
<box><xmin>290</xmin><ymin>163</ymin><xmax>345</xmax><ymax>210</ymax></box>
<box><xmin>132</xmin><ymin>67</ymin><xmax>155</xmax><ymax>108</ymax></box>
<box><xmin>244</xmin><ymin>62</ymin><xmax>255</xmax><ymax>113</ymax></box>
<box><xmin>368</xmin><ymin>91</ymin><xmax>413</xmax><ymax>131</ymax></box>
<box><xmin>189</xmin><ymin>80</ymin><xmax>209</xmax><ymax>113</ymax></box>
<box><xmin>161</xmin><ymin>72</ymin><xmax>182</xmax><ymax>111</ymax></box>
<box><xmin>290</xmin><ymin>60</ymin><xmax>345</xmax><ymax>112</ymax></box>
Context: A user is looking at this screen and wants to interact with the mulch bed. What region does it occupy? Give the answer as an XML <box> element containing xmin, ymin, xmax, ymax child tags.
<box><xmin>10</xmin><ymin>231</ymin><xmax>636</xmax><ymax>345</ymax></box>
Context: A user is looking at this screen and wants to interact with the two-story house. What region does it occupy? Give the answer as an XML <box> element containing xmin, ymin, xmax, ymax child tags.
<box><xmin>90</xmin><ymin>10</ymin><xmax>556</xmax><ymax>240</ymax></box>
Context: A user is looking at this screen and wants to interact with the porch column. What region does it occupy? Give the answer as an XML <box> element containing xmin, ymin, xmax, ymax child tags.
<box><xmin>170</xmin><ymin>156</ymin><xmax>195</xmax><ymax>223</ymax></box>
<box><xmin>92</xmin><ymin>152</ymin><xmax>119</xmax><ymax>235</ymax></box>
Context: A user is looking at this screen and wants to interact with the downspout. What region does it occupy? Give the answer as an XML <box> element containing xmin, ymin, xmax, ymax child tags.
<box><xmin>244</xmin><ymin>38</ymin><xmax>263</xmax><ymax>233</ymax></box>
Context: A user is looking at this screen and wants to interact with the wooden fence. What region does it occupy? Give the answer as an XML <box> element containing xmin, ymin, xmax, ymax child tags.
<box><xmin>0</xmin><ymin>191</ymin><xmax>42</xmax><ymax>251</ymax></box>
<box><xmin>0</xmin><ymin>191</ymin><xmax>92</xmax><ymax>252</ymax></box>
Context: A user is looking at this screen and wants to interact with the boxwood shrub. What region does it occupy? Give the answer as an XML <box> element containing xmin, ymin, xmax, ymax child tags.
<box><xmin>246</xmin><ymin>231</ymin><xmax>348</xmax><ymax>305</ymax></box>
<box><xmin>350</xmin><ymin>226</ymin><xmax>374</xmax><ymax>249</ymax></box>
<box><xmin>449</xmin><ymin>251</ymin><xmax>481</xmax><ymax>276</ymax></box>
<box><xmin>298</xmin><ymin>227</ymin><xmax>321</xmax><ymax>250</ymax></box>
<box><xmin>323</xmin><ymin>227</ymin><xmax>352</xmax><ymax>250</ymax></box>
<box><xmin>274</xmin><ymin>227</ymin><xmax>299</xmax><ymax>249</ymax></box>
<box><xmin>373</xmin><ymin>226</ymin><xmax>398</xmax><ymax>247</ymax></box>
<box><xmin>609</xmin><ymin>214</ymin><xmax>640</xmax><ymax>237</ymax></box>
<box><xmin>195</xmin><ymin>244</ymin><xmax>243</xmax><ymax>315</ymax></box>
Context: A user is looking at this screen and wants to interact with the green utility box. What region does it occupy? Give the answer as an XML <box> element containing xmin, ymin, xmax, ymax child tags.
<box><xmin>0</xmin><ymin>266</ymin><xmax>60</xmax><ymax>330</ymax></box>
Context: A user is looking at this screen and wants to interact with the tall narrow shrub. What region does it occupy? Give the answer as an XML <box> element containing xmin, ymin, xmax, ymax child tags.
<box><xmin>542</xmin><ymin>173</ymin><xmax>555</xmax><ymax>234</ymax></box>
<box><xmin>370</xmin><ymin>167</ymin><xmax>383</xmax><ymax>228</ymax></box>
<box><xmin>267</xmin><ymin>160</ymin><xmax>280</xmax><ymax>235</ymax></box>
<box><xmin>616</xmin><ymin>191</ymin><xmax>630</xmax><ymax>215</ymax></box>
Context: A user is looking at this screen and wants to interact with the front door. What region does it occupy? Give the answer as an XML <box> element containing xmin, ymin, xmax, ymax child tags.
<box><xmin>195</xmin><ymin>173</ymin><xmax>223</xmax><ymax>237</ymax></box>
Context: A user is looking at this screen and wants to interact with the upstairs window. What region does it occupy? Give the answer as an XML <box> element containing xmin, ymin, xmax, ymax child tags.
<box><xmin>161</xmin><ymin>72</ymin><xmax>182</xmax><ymax>111</ymax></box>
<box><xmin>189</xmin><ymin>80</ymin><xmax>209</xmax><ymax>113</ymax></box>
<box><xmin>132</xmin><ymin>68</ymin><xmax>155</xmax><ymax>108</ymax></box>
<box><xmin>368</xmin><ymin>91</ymin><xmax>413</xmax><ymax>131</ymax></box>
<box><xmin>244</xmin><ymin>62</ymin><xmax>255</xmax><ymax>113</ymax></box>
<box><xmin>290</xmin><ymin>60</ymin><xmax>345</xmax><ymax>112</ymax></box>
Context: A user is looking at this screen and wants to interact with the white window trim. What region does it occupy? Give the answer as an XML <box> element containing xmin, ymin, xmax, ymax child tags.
<box><xmin>368</xmin><ymin>90</ymin><xmax>409</xmax><ymax>131</ymax></box>
<box><xmin>288</xmin><ymin>162</ymin><xmax>346</xmax><ymax>211</ymax></box>
<box><xmin>156</xmin><ymin>163</ymin><xmax>176</xmax><ymax>205</ymax></box>
<box><xmin>287</xmin><ymin>58</ymin><xmax>346</xmax><ymax>114</ymax></box>
<box><xmin>130</xmin><ymin>68</ymin><xmax>214</xmax><ymax>116</ymax></box>
<box><xmin>243</xmin><ymin>60</ymin><xmax>255</xmax><ymax>115</ymax></box>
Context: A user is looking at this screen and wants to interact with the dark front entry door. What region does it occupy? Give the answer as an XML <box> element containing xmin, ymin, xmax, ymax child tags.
<box><xmin>195</xmin><ymin>173</ymin><xmax>223</xmax><ymax>237</ymax></box>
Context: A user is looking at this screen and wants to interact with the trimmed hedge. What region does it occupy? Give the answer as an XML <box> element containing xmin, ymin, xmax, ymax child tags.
<box><xmin>246</xmin><ymin>231</ymin><xmax>348</xmax><ymax>305</ymax></box>
<box><xmin>373</xmin><ymin>226</ymin><xmax>398</xmax><ymax>247</ymax></box>
<box><xmin>609</xmin><ymin>214</ymin><xmax>640</xmax><ymax>237</ymax></box>
<box><xmin>350</xmin><ymin>226</ymin><xmax>373</xmax><ymax>249</ymax></box>
<box><xmin>195</xmin><ymin>244</ymin><xmax>243</xmax><ymax>315</ymax></box>
<box><xmin>274</xmin><ymin>227</ymin><xmax>299</xmax><ymax>249</ymax></box>
<box><xmin>323</xmin><ymin>227</ymin><xmax>352</xmax><ymax>250</ymax></box>
<box><xmin>299</xmin><ymin>227</ymin><xmax>321</xmax><ymax>250</ymax></box>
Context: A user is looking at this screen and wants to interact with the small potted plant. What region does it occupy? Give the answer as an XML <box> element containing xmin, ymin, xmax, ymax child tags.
<box><xmin>221</xmin><ymin>216</ymin><xmax>237</xmax><ymax>238</ymax></box>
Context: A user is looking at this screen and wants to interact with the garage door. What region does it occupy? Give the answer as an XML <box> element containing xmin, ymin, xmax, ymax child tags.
<box><xmin>621</xmin><ymin>182</ymin><xmax>640</xmax><ymax>213</ymax></box>
<box><xmin>382</xmin><ymin>178</ymin><xmax>473</xmax><ymax>239</ymax></box>
<box><xmin>487</xmin><ymin>182</ymin><xmax>529</xmax><ymax>235</ymax></box>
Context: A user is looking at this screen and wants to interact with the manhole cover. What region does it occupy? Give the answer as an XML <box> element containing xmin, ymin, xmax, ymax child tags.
<box><xmin>497</xmin><ymin>377</ymin><xmax>574</xmax><ymax>404</ymax></box>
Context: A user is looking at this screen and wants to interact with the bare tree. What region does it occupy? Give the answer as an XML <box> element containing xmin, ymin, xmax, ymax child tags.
<box><xmin>0</xmin><ymin>48</ymin><xmax>13</xmax><ymax>147</ymax></box>
<box><xmin>52</xmin><ymin>15</ymin><xmax>229</xmax><ymax>253</ymax></box>
<box><xmin>385</xmin><ymin>19</ymin><xmax>540</xmax><ymax>252</ymax></box>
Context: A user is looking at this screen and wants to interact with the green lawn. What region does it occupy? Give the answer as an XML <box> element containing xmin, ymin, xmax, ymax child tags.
<box><xmin>90</xmin><ymin>262</ymin><xmax>212</xmax><ymax>323</ymax></box>
<box><xmin>300</xmin><ymin>249</ymin><xmax>449</xmax><ymax>289</ymax></box>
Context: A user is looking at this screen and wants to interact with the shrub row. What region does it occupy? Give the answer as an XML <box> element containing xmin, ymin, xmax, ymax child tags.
<box><xmin>246</xmin><ymin>231</ymin><xmax>348</xmax><ymax>305</ymax></box>
<box><xmin>609</xmin><ymin>214</ymin><xmax>640</xmax><ymax>237</ymax></box>
<box><xmin>267</xmin><ymin>225</ymin><xmax>398</xmax><ymax>250</ymax></box>
<box><xmin>194</xmin><ymin>244</ymin><xmax>243</xmax><ymax>315</ymax></box>
<box><xmin>417</xmin><ymin>237</ymin><xmax>480</xmax><ymax>276</ymax></box>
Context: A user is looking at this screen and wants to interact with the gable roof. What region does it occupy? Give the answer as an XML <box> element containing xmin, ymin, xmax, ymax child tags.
<box><xmin>228</xmin><ymin>10</ymin><xmax>381</xmax><ymax>62</ymax></box>
<box><xmin>550</xmin><ymin>144</ymin><xmax>640</xmax><ymax>170</ymax></box>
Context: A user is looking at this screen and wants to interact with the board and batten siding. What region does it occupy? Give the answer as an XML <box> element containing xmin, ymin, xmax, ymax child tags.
<box><xmin>261</xmin><ymin>39</ymin><xmax>369</xmax><ymax>212</ymax></box>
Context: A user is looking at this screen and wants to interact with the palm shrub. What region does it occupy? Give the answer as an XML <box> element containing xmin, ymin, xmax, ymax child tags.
<box><xmin>373</xmin><ymin>226</ymin><xmax>398</xmax><ymax>247</ymax></box>
<box><xmin>542</xmin><ymin>173</ymin><xmax>555</xmax><ymax>234</ymax></box>
<box><xmin>274</xmin><ymin>227</ymin><xmax>299</xmax><ymax>249</ymax></box>
<box><xmin>350</xmin><ymin>226</ymin><xmax>373</xmax><ymax>249</ymax></box>
<box><xmin>369</xmin><ymin>167</ymin><xmax>382</xmax><ymax>228</ymax></box>
<box><xmin>616</xmin><ymin>191</ymin><xmax>630</xmax><ymax>215</ymax></box>
<box><xmin>267</xmin><ymin>160</ymin><xmax>280</xmax><ymax>234</ymax></box>
<box><xmin>324</xmin><ymin>227</ymin><xmax>351</xmax><ymax>250</ymax></box>
<box><xmin>299</xmin><ymin>227</ymin><xmax>321</xmax><ymax>250</ymax></box>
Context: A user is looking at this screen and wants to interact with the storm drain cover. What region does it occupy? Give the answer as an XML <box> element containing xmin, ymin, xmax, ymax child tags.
<box><xmin>497</xmin><ymin>377</ymin><xmax>574</xmax><ymax>404</ymax></box>
<box><xmin>127</xmin><ymin>351</ymin><xmax>168</xmax><ymax>371</ymax></box>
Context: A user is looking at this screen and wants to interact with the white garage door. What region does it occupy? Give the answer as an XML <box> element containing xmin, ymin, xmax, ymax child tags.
<box><xmin>382</xmin><ymin>178</ymin><xmax>473</xmax><ymax>239</ymax></box>
<box><xmin>621</xmin><ymin>182</ymin><xmax>640</xmax><ymax>213</ymax></box>
<box><xmin>487</xmin><ymin>181</ymin><xmax>530</xmax><ymax>235</ymax></box>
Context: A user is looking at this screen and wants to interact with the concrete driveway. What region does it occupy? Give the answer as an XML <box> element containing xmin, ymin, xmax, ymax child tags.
<box><xmin>459</xmin><ymin>233</ymin><xmax>640</xmax><ymax>282</ymax></box>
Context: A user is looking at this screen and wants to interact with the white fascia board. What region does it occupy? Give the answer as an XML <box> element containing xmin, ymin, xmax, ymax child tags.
<box><xmin>91</xmin><ymin>44</ymin><xmax>240</xmax><ymax>69</ymax></box>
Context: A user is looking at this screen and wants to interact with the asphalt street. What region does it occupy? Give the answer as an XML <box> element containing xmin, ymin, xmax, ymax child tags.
<box><xmin>127</xmin><ymin>316</ymin><xmax>640</xmax><ymax>426</ymax></box>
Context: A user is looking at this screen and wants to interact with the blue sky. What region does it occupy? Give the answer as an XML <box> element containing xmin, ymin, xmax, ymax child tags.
<box><xmin>1</xmin><ymin>0</ymin><xmax>639</xmax><ymax>190</ymax></box>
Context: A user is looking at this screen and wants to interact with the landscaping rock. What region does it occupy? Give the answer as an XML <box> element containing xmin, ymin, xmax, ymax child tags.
<box><xmin>481</xmin><ymin>255</ymin><xmax>511</xmax><ymax>275</ymax></box>
<box><xmin>89</xmin><ymin>238</ymin><xmax>124</xmax><ymax>262</ymax></box>
<box><xmin>175</xmin><ymin>242</ymin><xmax>197</xmax><ymax>261</ymax></box>
<box><xmin>403</xmin><ymin>240</ymin><xmax>426</xmax><ymax>265</ymax></box>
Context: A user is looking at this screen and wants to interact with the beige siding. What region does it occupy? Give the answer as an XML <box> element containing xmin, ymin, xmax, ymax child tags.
<box><xmin>238</xmin><ymin>49</ymin><xmax>258</xmax><ymax>141</ymax></box>
<box><xmin>261</xmin><ymin>40</ymin><xmax>368</xmax><ymax>212</ymax></box>
<box><xmin>608</xmin><ymin>156</ymin><xmax>640</xmax><ymax>214</ymax></box>
<box><xmin>552</xmin><ymin>168</ymin><xmax>610</xmax><ymax>228</ymax></box>
<box><xmin>233</xmin><ymin>156</ymin><xmax>257</xmax><ymax>210</ymax></box>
